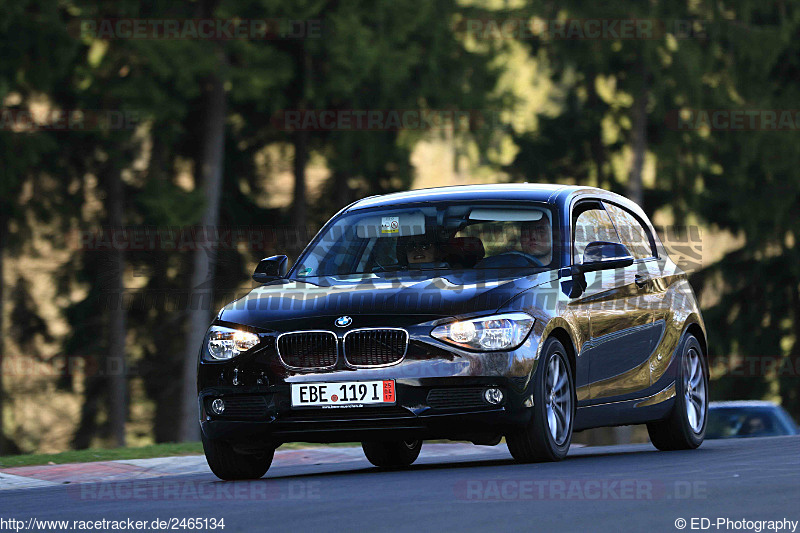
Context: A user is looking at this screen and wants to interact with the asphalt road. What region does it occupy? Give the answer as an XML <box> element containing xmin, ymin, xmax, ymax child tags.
<box><xmin>3</xmin><ymin>436</ymin><xmax>799</xmax><ymax>533</ymax></box>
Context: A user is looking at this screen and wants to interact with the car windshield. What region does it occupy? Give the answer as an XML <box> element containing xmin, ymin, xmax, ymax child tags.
<box><xmin>706</xmin><ymin>406</ymin><xmax>794</xmax><ymax>438</ymax></box>
<box><xmin>292</xmin><ymin>202</ymin><xmax>556</xmax><ymax>278</ymax></box>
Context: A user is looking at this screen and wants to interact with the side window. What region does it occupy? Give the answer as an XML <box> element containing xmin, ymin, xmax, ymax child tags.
<box><xmin>603</xmin><ymin>202</ymin><xmax>655</xmax><ymax>260</ymax></box>
<box><xmin>572</xmin><ymin>204</ymin><xmax>621</xmax><ymax>263</ymax></box>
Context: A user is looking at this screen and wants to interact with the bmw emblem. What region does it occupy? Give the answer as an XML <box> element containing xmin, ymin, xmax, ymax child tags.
<box><xmin>335</xmin><ymin>316</ymin><xmax>352</xmax><ymax>328</ymax></box>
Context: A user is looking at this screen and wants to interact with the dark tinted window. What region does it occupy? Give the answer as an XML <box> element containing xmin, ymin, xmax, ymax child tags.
<box><xmin>573</xmin><ymin>204</ymin><xmax>620</xmax><ymax>262</ymax></box>
<box><xmin>603</xmin><ymin>202</ymin><xmax>655</xmax><ymax>260</ymax></box>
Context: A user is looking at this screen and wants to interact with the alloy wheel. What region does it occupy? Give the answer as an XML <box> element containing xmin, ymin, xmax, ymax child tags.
<box><xmin>684</xmin><ymin>347</ymin><xmax>706</xmax><ymax>433</ymax></box>
<box><xmin>545</xmin><ymin>352</ymin><xmax>572</xmax><ymax>446</ymax></box>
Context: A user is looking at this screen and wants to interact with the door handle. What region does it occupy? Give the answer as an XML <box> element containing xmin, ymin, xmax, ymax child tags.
<box><xmin>634</xmin><ymin>274</ymin><xmax>650</xmax><ymax>288</ymax></box>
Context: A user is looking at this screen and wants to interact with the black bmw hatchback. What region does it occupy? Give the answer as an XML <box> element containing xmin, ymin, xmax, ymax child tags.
<box><xmin>198</xmin><ymin>184</ymin><xmax>709</xmax><ymax>480</ymax></box>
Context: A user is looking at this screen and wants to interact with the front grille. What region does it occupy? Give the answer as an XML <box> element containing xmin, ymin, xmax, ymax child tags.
<box><xmin>207</xmin><ymin>396</ymin><xmax>268</xmax><ymax>418</ymax></box>
<box><xmin>427</xmin><ymin>388</ymin><xmax>489</xmax><ymax>410</ymax></box>
<box><xmin>343</xmin><ymin>329</ymin><xmax>408</xmax><ymax>367</ymax></box>
<box><xmin>277</xmin><ymin>331</ymin><xmax>338</xmax><ymax>369</ymax></box>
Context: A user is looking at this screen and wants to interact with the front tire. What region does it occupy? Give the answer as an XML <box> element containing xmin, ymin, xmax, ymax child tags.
<box><xmin>362</xmin><ymin>440</ymin><xmax>422</xmax><ymax>468</ymax></box>
<box><xmin>202</xmin><ymin>431</ymin><xmax>274</xmax><ymax>480</ymax></box>
<box><xmin>647</xmin><ymin>334</ymin><xmax>707</xmax><ymax>451</ymax></box>
<box><xmin>507</xmin><ymin>338</ymin><xmax>575</xmax><ymax>463</ymax></box>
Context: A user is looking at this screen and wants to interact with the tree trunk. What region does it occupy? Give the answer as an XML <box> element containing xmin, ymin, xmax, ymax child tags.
<box><xmin>178</xmin><ymin>51</ymin><xmax>228</xmax><ymax>442</ymax></box>
<box><xmin>144</xmin><ymin>134</ymin><xmax>184</xmax><ymax>443</ymax></box>
<box><xmin>72</xmin><ymin>378</ymin><xmax>104</xmax><ymax>449</ymax></box>
<box><xmin>627</xmin><ymin>63</ymin><xmax>648</xmax><ymax>206</ymax></box>
<box><xmin>290</xmin><ymin>47</ymin><xmax>311</xmax><ymax>258</ymax></box>
<box><xmin>72</xmin><ymin>165</ymin><xmax>128</xmax><ymax>448</ymax></box>
<box><xmin>0</xmin><ymin>212</ymin><xmax>7</xmax><ymax>453</ymax></box>
<box><xmin>106</xmin><ymin>166</ymin><xmax>127</xmax><ymax>447</ymax></box>
<box><xmin>783</xmin><ymin>270</ymin><xmax>800</xmax><ymax>419</ymax></box>
<box><xmin>292</xmin><ymin>132</ymin><xmax>307</xmax><ymax>220</ymax></box>
<box><xmin>292</xmin><ymin>128</ymin><xmax>308</xmax><ymax>252</ymax></box>
<box><xmin>333</xmin><ymin>170</ymin><xmax>353</xmax><ymax>211</ymax></box>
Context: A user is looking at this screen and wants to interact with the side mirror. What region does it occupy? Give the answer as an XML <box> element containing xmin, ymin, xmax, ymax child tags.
<box><xmin>575</xmin><ymin>241</ymin><xmax>634</xmax><ymax>274</ymax></box>
<box><xmin>253</xmin><ymin>255</ymin><xmax>288</xmax><ymax>283</ymax></box>
<box><xmin>565</xmin><ymin>242</ymin><xmax>633</xmax><ymax>298</ymax></box>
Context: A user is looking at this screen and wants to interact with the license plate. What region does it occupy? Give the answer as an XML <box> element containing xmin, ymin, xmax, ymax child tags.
<box><xmin>291</xmin><ymin>380</ymin><xmax>396</xmax><ymax>408</ymax></box>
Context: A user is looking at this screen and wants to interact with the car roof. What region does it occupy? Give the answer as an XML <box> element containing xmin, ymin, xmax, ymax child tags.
<box><xmin>709</xmin><ymin>400</ymin><xmax>781</xmax><ymax>408</ymax></box>
<box><xmin>346</xmin><ymin>183</ymin><xmax>622</xmax><ymax>211</ymax></box>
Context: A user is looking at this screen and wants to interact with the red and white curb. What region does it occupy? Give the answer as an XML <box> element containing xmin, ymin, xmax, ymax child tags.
<box><xmin>0</xmin><ymin>442</ymin><xmax>510</xmax><ymax>490</ymax></box>
<box><xmin>0</xmin><ymin>471</ymin><xmax>60</xmax><ymax>490</ymax></box>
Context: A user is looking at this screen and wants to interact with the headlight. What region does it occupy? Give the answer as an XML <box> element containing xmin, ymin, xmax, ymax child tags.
<box><xmin>203</xmin><ymin>326</ymin><xmax>260</xmax><ymax>361</ymax></box>
<box><xmin>430</xmin><ymin>313</ymin><xmax>534</xmax><ymax>351</ymax></box>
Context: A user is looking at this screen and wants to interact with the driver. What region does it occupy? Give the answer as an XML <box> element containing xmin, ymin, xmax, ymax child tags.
<box><xmin>519</xmin><ymin>215</ymin><xmax>552</xmax><ymax>266</ymax></box>
<box><xmin>739</xmin><ymin>415</ymin><xmax>767</xmax><ymax>436</ymax></box>
<box><xmin>399</xmin><ymin>236</ymin><xmax>448</xmax><ymax>269</ymax></box>
<box><xmin>406</xmin><ymin>240</ymin><xmax>438</xmax><ymax>264</ymax></box>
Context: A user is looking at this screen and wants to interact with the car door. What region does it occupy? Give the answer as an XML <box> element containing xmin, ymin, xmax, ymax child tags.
<box><xmin>571</xmin><ymin>200</ymin><xmax>655</xmax><ymax>404</ymax></box>
<box><xmin>602</xmin><ymin>201</ymin><xmax>671</xmax><ymax>388</ymax></box>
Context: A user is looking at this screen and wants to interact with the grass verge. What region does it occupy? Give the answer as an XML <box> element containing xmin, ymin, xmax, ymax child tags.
<box><xmin>0</xmin><ymin>441</ymin><xmax>363</xmax><ymax>468</ymax></box>
<box><xmin>0</xmin><ymin>442</ymin><xmax>203</xmax><ymax>468</ymax></box>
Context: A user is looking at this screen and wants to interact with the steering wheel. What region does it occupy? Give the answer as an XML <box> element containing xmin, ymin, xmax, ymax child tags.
<box><xmin>492</xmin><ymin>251</ymin><xmax>544</xmax><ymax>268</ymax></box>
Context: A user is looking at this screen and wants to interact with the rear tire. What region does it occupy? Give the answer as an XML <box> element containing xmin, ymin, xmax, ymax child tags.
<box><xmin>362</xmin><ymin>440</ymin><xmax>422</xmax><ymax>468</ymax></box>
<box><xmin>647</xmin><ymin>334</ymin><xmax>707</xmax><ymax>451</ymax></box>
<box><xmin>507</xmin><ymin>338</ymin><xmax>575</xmax><ymax>463</ymax></box>
<box><xmin>202</xmin><ymin>431</ymin><xmax>274</xmax><ymax>480</ymax></box>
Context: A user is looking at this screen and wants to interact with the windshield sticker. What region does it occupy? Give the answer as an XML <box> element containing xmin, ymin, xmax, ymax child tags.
<box><xmin>297</xmin><ymin>267</ymin><xmax>313</xmax><ymax>277</ymax></box>
<box><xmin>381</xmin><ymin>216</ymin><xmax>400</xmax><ymax>234</ymax></box>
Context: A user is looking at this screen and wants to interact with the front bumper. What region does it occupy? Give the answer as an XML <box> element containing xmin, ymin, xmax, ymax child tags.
<box><xmin>200</xmin><ymin>377</ymin><xmax>534</xmax><ymax>444</ymax></box>
<box><xmin>198</xmin><ymin>322</ymin><xmax>544</xmax><ymax>445</ymax></box>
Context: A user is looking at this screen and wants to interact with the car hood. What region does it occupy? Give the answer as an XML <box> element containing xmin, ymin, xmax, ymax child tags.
<box><xmin>218</xmin><ymin>270</ymin><xmax>556</xmax><ymax>330</ymax></box>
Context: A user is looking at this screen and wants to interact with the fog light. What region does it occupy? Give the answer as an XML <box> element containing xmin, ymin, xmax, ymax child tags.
<box><xmin>210</xmin><ymin>398</ymin><xmax>225</xmax><ymax>415</ymax></box>
<box><xmin>484</xmin><ymin>388</ymin><xmax>504</xmax><ymax>405</ymax></box>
